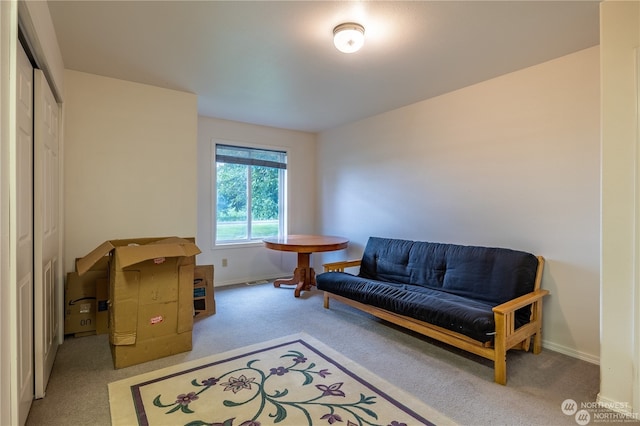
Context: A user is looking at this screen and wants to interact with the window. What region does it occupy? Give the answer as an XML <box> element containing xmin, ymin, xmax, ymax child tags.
<box><xmin>215</xmin><ymin>143</ymin><xmax>287</xmax><ymax>244</ymax></box>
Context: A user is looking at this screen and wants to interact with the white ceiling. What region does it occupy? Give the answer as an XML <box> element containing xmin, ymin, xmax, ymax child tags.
<box><xmin>47</xmin><ymin>1</ymin><xmax>600</xmax><ymax>133</ymax></box>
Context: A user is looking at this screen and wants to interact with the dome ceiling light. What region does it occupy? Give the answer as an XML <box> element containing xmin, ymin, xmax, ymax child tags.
<box><xmin>333</xmin><ymin>22</ymin><xmax>365</xmax><ymax>53</ymax></box>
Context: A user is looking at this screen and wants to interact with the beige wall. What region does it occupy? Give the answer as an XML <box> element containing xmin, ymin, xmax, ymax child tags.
<box><xmin>196</xmin><ymin>116</ymin><xmax>317</xmax><ymax>286</ymax></box>
<box><xmin>600</xmin><ymin>1</ymin><xmax>640</xmax><ymax>414</ymax></box>
<box><xmin>63</xmin><ymin>70</ymin><xmax>198</xmax><ymax>271</ymax></box>
<box><xmin>317</xmin><ymin>46</ymin><xmax>601</xmax><ymax>361</ymax></box>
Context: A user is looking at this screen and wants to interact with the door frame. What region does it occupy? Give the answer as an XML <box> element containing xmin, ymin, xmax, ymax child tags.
<box><xmin>0</xmin><ymin>1</ymin><xmax>19</xmax><ymax>425</ymax></box>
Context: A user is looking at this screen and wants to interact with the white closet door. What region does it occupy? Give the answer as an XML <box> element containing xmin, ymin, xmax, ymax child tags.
<box><xmin>33</xmin><ymin>68</ymin><xmax>60</xmax><ymax>399</ymax></box>
<box><xmin>14</xmin><ymin>40</ymin><xmax>34</xmax><ymax>426</ymax></box>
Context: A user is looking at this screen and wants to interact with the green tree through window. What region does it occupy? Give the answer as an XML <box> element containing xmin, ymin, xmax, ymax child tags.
<box><xmin>215</xmin><ymin>144</ymin><xmax>286</xmax><ymax>243</ymax></box>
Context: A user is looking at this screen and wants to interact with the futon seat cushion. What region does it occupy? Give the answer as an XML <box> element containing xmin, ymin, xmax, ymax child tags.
<box><xmin>317</xmin><ymin>272</ymin><xmax>504</xmax><ymax>342</ymax></box>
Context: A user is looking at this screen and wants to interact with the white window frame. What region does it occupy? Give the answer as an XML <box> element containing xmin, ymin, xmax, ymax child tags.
<box><xmin>211</xmin><ymin>139</ymin><xmax>288</xmax><ymax>247</ymax></box>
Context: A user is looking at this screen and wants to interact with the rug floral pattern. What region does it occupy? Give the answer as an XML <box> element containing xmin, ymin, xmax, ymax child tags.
<box><xmin>111</xmin><ymin>337</ymin><xmax>445</xmax><ymax>426</ymax></box>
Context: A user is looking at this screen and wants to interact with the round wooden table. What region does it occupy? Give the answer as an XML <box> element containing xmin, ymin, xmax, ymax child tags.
<box><xmin>263</xmin><ymin>234</ymin><xmax>349</xmax><ymax>297</ymax></box>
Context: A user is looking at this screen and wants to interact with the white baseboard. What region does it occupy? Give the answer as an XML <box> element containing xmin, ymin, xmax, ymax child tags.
<box><xmin>596</xmin><ymin>393</ymin><xmax>639</xmax><ymax>421</ymax></box>
<box><xmin>215</xmin><ymin>276</ymin><xmax>289</xmax><ymax>288</ymax></box>
<box><xmin>541</xmin><ymin>339</ymin><xmax>600</xmax><ymax>365</ymax></box>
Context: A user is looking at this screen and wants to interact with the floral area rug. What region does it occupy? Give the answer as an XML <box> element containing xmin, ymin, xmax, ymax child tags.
<box><xmin>108</xmin><ymin>333</ymin><xmax>456</xmax><ymax>426</ymax></box>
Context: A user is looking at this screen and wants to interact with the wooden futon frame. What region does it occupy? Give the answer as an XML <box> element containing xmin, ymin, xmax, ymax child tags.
<box><xmin>321</xmin><ymin>256</ymin><xmax>548</xmax><ymax>385</ymax></box>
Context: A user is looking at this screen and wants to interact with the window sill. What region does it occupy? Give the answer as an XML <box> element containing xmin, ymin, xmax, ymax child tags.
<box><xmin>212</xmin><ymin>240</ymin><xmax>266</xmax><ymax>250</ymax></box>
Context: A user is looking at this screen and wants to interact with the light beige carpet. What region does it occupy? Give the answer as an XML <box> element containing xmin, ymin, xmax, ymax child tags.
<box><xmin>108</xmin><ymin>333</ymin><xmax>455</xmax><ymax>426</ymax></box>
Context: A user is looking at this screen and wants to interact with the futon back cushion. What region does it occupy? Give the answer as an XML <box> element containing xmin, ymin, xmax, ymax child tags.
<box><xmin>358</xmin><ymin>237</ymin><xmax>538</xmax><ymax>306</ymax></box>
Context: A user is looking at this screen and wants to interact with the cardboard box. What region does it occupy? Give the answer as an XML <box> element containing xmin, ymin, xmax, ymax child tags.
<box><xmin>96</xmin><ymin>278</ymin><xmax>109</xmax><ymax>335</ymax></box>
<box><xmin>65</xmin><ymin>272</ymin><xmax>97</xmax><ymax>335</ymax></box>
<box><xmin>64</xmin><ymin>256</ymin><xmax>109</xmax><ymax>335</ymax></box>
<box><xmin>76</xmin><ymin>237</ymin><xmax>201</xmax><ymax>369</ymax></box>
<box><xmin>193</xmin><ymin>265</ymin><xmax>215</xmax><ymax>318</ymax></box>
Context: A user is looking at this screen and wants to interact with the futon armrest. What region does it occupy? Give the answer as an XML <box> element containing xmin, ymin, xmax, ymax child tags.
<box><xmin>492</xmin><ymin>289</ymin><xmax>549</xmax><ymax>315</ymax></box>
<box><xmin>323</xmin><ymin>259</ymin><xmax>362</xmax><ymax>272</ymax></box>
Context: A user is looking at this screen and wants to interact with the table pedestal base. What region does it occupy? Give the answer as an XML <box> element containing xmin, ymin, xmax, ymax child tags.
<box><xmin>273</xmin><ymin>252</ymin><xmax>315</xmax><ymax>297</ymax></box>
<box><xmin>264</xmin><ymin>235</ymin><xmax>348</xmax><ymax>298</ymax></box>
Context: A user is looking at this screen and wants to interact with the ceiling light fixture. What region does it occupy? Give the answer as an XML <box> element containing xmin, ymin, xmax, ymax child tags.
<box><xmin>333</xmin><ymin>22</ymin><xmax>365</xmax><ymax>53</ymax></box>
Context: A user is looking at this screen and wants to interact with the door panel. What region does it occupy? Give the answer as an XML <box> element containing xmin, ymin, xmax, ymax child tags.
<box><xmin>15</xmin><ymin>41</ymin><xmax>34</xmax><ymax>426</ymax></box>
<box><xmin>34</xmin><ymin>68</ymin><xmax>60</xmax><ymax>399</ymax></box>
